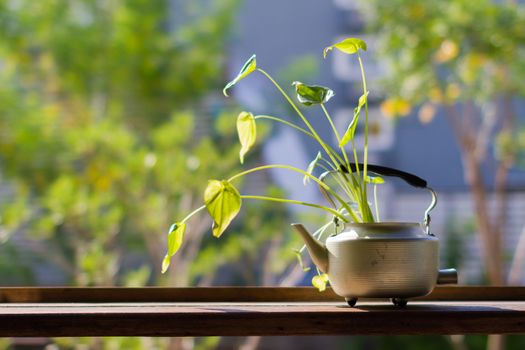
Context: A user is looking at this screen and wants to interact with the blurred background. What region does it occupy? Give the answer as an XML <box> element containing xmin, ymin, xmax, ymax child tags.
<box><xmin>0</xmin><ymin>0</ymin><xmax>524</xmax><ymax>349</ymax></box>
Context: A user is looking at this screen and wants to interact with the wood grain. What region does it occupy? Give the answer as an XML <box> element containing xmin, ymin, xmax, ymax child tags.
<box><xmin>1</xmin><ymin>286</ymin><xmax>524</xmax><ymax>303</ymax></box>
<box><xmin>0</xmin><ymin>301</ymin><xmax>524</xmax><ymax>336</ymax></box>
<box><xmin>0</xmin><ymin>287</ymin><xmax>524</xmax><ymax>336</ymax></box>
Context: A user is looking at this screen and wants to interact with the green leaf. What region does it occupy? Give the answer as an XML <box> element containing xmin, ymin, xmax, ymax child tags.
<box><xmin>312</xmin><ymin>273</ymin><xmax>330</xmax><ymax>292</ymax></box>
<box><xmin>292</xmin><ymin>81</ymin><xmax>334</xmax><ymax>106</ymax></box>
<box><xmin>204</xmin><ymin>180</ymin><xmax>242</xmax><ymax>238</ymax></box>
<box><xmin>365</xmin><ymin>175</ymin><xmax>385</xmax><ymax>184</ymax></box>
<box><xmin>161</xmin><ymin>222</ymin><xmax>187</xmax><ymax>273</ymax></box>
<box><xmin>236</xmin><ymin>111</ymin><xmax>257</xmax><ymax>164</ymax></box>
<box><xmin>293</xmin><ymin>249</ymin><xmax>311</xmax><ymax>272</ymax></box>
<box><xmin>339</xmin><ymin>91</ymin><xmax>369</xmax><ymax>147</ymax></box>
<box><xmin>167</xmin><ymin>222</ymin><xmax>186</xmax><ymax>256</ymax></box>
<box><xmin>304</xmin><ymin>151</ymin><xmax>322</xmax><ymax>185</ymax></box>
<box><xmin>323</xmin><ymin>38</ymin><xmax>367</xmax><ymax>58</ymax></box>
<box><xmin>161</xmin><ymin>255</ymin><xmax>171</xmax><ymax>274</ymax></box>
<box><xmin>223</xmin><ymin>54</ymin><xmax>257</xmax><ymax>97</ymax></box>
<box><xmin>358</xmin><ymin>91</ymin><xmax>369</xmax><ymax>107</ymax></box>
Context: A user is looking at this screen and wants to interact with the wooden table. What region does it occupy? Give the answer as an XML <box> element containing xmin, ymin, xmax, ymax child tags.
<box><xmin>0</xmin><ymin>287</ymin><xmax>524</xmax><ymax>337</ymax></box>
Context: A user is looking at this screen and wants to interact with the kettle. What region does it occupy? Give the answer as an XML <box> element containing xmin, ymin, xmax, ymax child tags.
<box><xmin>292</xmin><ymin>164</ymin><xmax>457</xmax><ymax>307</ymax></box>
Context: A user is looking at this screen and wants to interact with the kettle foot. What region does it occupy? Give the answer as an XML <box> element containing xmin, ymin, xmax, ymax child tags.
<box><xmin>391</xmin><ymin>298</ymin><xmax>408</xmax><ymax>307</ymax></box>
<box><xmin>345</xmin><ymin>297</ymin><xmax>358</xmax><ymax>307</ymax></box>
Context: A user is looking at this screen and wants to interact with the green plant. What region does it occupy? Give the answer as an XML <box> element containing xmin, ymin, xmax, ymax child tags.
<box><xmin>163</xmin><ymin>38</ymin><xmax>382</xmax><ymax>286</ymax></box>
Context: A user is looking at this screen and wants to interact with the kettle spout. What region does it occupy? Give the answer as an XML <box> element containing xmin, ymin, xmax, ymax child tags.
<box><xmin>291</xmin><ymin>223</ymin><xmax>329</xmax><ymax>273</ymax></box>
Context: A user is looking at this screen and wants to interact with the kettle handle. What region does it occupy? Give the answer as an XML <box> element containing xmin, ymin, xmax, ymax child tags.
<box><xmin>342</xmin><ymin>163</ymin><xmax>426</xmax><ymax>188</ymax></box>
<box><xmin>319</xmin><ymin>163</ymin><xmax>437</xmax><ymax>235</ymax></box>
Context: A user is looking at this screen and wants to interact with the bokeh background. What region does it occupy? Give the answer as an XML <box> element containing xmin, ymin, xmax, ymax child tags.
<box><xmin>0</xmin><ymin>0</ymin><xmax>524</xmax><ymax>349</ymax></box>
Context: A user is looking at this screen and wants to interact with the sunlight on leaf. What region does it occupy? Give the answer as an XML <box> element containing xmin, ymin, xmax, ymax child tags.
<box><xmin>304</xmin><ymin>151</ymin><xmax>322</xmax><ymax>185</ymax></box>
<box><xmin>292</xmin><ymin>81</ymin><xmax>334</xmax><ymax>106</ymax></box>
<box><xmin>161</xmin><ymin>255</ymin><xmax>171</xmax><ymax>274</ymax></box>
<box><xmin>204</xmin><ymin>180</ymin><xmax>242</xmax><ymax>238</ymax></box>
<box><xmin>365</xmin><ymin>175</ymin><xmax>385</xmax><ymax>184</ymax></box>
<box><xmin>167</xmin><ymin>222</ymin><xmax>186</xmax><ymax>256</ymax></box>
<box><xmin>324</xmin><ymin>38</ymin><xmax>367</xmax><ymax>58</ymax></box>
<box><xmin>312</xmin><ymin>273</ymin><xmax>330</xmax><ymax>292</ymax></box>
<box><xmin>237</xmin><ymin>111</ymin><xmax>257</xmax><ymax>164</ymax></box>
<box><xmin>223</xmin><ymin>54</ymin><xmax>257</xmax><ymax>97</ymax></box>
<box><xmin>161</xmin><ymin>222</ymin><xmax>187</xmax><ymax>273</ymax></box>
<box><xmin>339</xmin><ymin>91</ymin><xmax>368</xmax><ymax>147</ymax></box>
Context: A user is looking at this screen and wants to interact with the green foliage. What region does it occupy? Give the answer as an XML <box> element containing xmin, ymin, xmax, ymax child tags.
<box><xmin>340</xmin><ymin>92</ymin><xmax>368</xmax><ymax>148</ymax></box>
<box><xmin>359</xmin><ymin>0</ymin><xmax>525</xmax><ymax>110</ymax></box>
<box><xmin>167</xmin><ymin>38</ymin><xmax>382</xmax><ymax>290</ymax></box>
<box><xmin>189</xmin><ymin>186</ymin><xmax>299</xmax><ymax>284</ymax></box>
<box><xmin>312</xmin><ymin>273</ymin><xmax>329</xmax><ymax>292</ymax></box>
<box><xmin>0</xmin><ymin>0</ymin><xmax>239</xmax><ymax>129</ymax></box>
<box><xmin>223</xmin><ymin>54</ymin><xmax>257</xmax><ymax>97</ymax></box>
<box><xmin>304</xmin><ymin>152</ymin><xmax>322</xmax><ymax>185</ymax></box>
<box><xmin>351</xmin><ymin>335</ymin><xmax>451</xmax><ymax>350</ymax></box>
<box><xmin>204</xmin><ymin>180</ymin><xmax>242</xmax><ymax>238</ymax></box>
<box><xmin>366</xmin><ymin>175</ymin><xmax>385</xmax><ymax>185</ymax></box>
<box><xmin>0</xmin><ymin>242</ymin><xmax>35</xmax><ymax>285</ymax></box>
<box><xmin>236</xmin><ymin>111</ymin><xmax>257</xmax><ymax>164</ymax></box>
<box><xmin>162</xmin><ymin>222</ymin><xmax>187</xmax><ymax>273</ymax></box>
<box><xmin>323</xmin><ymin>37</ymin><xmax>367</xmax><ymax>58</ymax></box>
<box><xmin>495</xmin><ymin>127</ymin><xmax>525</xmax><ymax>168</ymax></box>
<box><xmin>0</xmin><ymin>0</ymin><xmax>242</xmax><ymax>288</ymax></box>
<box><xmin>292</xmin><ymin>81</ymin><xmax>335</xmax><ymax>106</ymax></box>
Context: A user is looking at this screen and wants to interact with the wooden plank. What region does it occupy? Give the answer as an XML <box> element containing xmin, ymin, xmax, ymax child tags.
<box><xmin>0</xmin><ymin>287</ymin><xmax>338</xmax><ymax>303</ymax></box>
<box><xmin>1</xmin><ymin>286</ymin><xmax>524</xmax><ymax>303</ymax></box>
<box><xmin>0</xmin><ymin>301</ymin><xmax>524</xmax><ymax>336</ymax></box>
<box><xmin>0</xmin><ymin>287</ymin><xmax>523</xmax><ymax>337</ymax></box>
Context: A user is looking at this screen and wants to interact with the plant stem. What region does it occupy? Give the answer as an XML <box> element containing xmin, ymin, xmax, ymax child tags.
<box><xmin>254</xmin><ymin>115</ymin><xmax>314</xmax><ymax>138</ymax></box>
<box><xmin>257</xmin><ymin>68</ymin><xmax>344</xmax><ymax>167</ymax></box>
<box><xmin>357</xmin><ymin>53</ymin><xmax>369</xmax><ymax>198</ymax></box>
<box><xmin>374</xmin><ymin>184</ymin><xmax>380</xmax><ymax>222</ymax></box>
<box><xmin>317</xmin><ymin>163</ymin><xmax>354</xmax><ymax>199</ymax></box>
<box><xmin>319</xmin><ymin>157</ymin><xmax>338</xmax><ymax>171</ymax></box>
<box><xmin>181</xmin><ymin>205</ymin><xmax>206</xmax><ymax>224</ymax></box>
<box><xmin>228</xmin><ymin>164</ymin><xmax>359</xmax><ymax>222</ymax></box>
<box><xmin>318</xmin><ymin>158</ymin><xmax>357</xmax><ymax>201</ymax></box>
<box><xmin>320</xmin><ymin>103</ymin><xmax>341</xmax><ymax>144</ymax></box>
<box><xmin>241</xmin><ymin>195</ymin><xmax>348</xmax><ymax>222</ymax></box>
<box><xmin>356</xmin><ymin>53</ymin><xmax>375</xmax><ymax>223</ymax></box>
<box><xmin>320</xmin><ymin>103</ymin><xmax>351</xmax><ymax>170</ymax></box>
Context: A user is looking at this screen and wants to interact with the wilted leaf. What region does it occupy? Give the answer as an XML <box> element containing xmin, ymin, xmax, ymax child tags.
<box><xmin>312</xmin><ymin>273</ymin><xmax>330</xmax><ymax>292</ymax></box>
<box><xmin>223</xmin><ymin>54</ymin><xmax>257</xmax><ymax>97</ymax></box>
<box><xmin>324</xmin><ymin>38</ymin><xmax>367</xmax><ymax>58</ymax></box>
<box><xmin>237</xmin><ymin>111</ymin><xmax>257</xmax><ymax>164</ymax></box>
<box><xmin>339</xmin><ymin>91</ymin><xmax>368</xmax><ymax>147</ymax></box>
<box><xmin>304</xmin><ymin>151</ymin><xmax>322</xmax><ymax>185</ymax></box>
<box><xmin>161</xmin><ymin>222</ymin><xmax>187</xmax><ymax>273</ymax></box>
<box><xmin>204</xmin><ymin>180</ymin><xmax>242</xmax><ymax>237</ymax></box>
<box><xmin>292</xmin><ymin>81</ymin><xmax>334</xmax><ymax>106</ymax></box>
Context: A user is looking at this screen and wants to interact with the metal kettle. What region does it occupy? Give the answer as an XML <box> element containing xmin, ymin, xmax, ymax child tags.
<box><xmin>292</xmin><ymin>164</ymin><xmax>457</xmax><ymax>307</ymax></box>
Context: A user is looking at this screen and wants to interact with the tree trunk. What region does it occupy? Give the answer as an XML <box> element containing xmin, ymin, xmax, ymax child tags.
<box><xmin>463</xmin><ymin>153</ymin><xmax>503</xmax><ymax>285</ymax></box>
